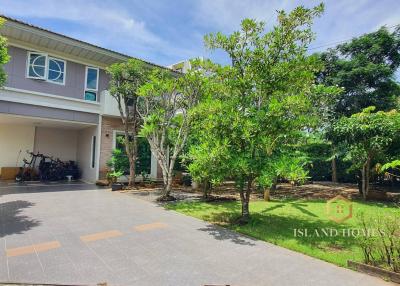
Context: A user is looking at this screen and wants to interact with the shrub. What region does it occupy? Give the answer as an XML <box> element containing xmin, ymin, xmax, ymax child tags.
<box><xmin>106</xmin><ymin>149</ymin><xmax>129</xmax><ymax>174</ymax></box>
<box><xmin>357</xmin><ymin>212</ymin><xmax>400</xmax><ymax>272</ymax></box>
<box><xmin>106</xmin><ymin>170</ymin><xmax>124</xmax><ymax>186</ymax></box>
<box><xmin>182</xmin><ymin>173</ymin><xmax>192</xmax><ymax>186</ymax></box>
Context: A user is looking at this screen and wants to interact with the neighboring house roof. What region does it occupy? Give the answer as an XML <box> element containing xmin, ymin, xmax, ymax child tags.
<box><xmin>0</xmin><ymin>15</ymin><xmax>173</xmax><ymax>70</ymax></box>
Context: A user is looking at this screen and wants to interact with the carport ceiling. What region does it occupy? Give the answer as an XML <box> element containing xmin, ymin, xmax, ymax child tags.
<box><xmin>0</xmin><ymin>114</ymin><xmax>95</xmax><ymax>129</ymax></box>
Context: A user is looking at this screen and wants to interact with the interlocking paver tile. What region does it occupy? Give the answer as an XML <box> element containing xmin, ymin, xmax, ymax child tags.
<box><xmin>80</xmin><ymin>230</ymin><xmax>123</xmax><ymax>242</ymax></box>
<box><xmin>0</xmin><ymin>184</ymin><xmax>391</xmax><ymax>286</ymax></box>
<box><xmin>134</xmin><ymin>222</ymin><xmax>168</xmax><ymax>232</ymax></box>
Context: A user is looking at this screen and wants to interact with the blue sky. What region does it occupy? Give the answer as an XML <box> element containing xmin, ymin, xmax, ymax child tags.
<box><xmin>0</xmin><ymin>0</ymin><xmax>399</xmax><ymax>67</ymax></box>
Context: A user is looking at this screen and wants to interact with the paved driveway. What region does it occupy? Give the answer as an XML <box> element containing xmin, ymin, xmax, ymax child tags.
<box><xmin>0</xmin><ymin>183</ymin><xmax>393</xmax><ymax>286</ymax></box>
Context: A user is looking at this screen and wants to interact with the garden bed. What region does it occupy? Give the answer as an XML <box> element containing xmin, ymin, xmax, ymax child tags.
<box><xmin>348</xmin><ymin>260</ymin><xmax>400</xmax><ymax>284</ymax></box>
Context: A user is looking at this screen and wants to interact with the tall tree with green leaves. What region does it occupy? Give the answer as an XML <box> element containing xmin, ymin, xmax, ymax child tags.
<box><xmin>200</xmin><ymin>4</ymin><xmax>336</xmax><ymax>222</ymax></box>
<box><xmin>333</xmin><ymin>107</ymin><xmax>400</xmax><ymax>200</ymax></box>
<box><xmin>319</xmin><ymin>26</ymin><xmax>400</xmax><ymax>116</ymax></box>
<box><xmin>138</xmin><ymin>60</ymin><xmax>212</xmax><ymax>200</ymax></box>
<box><xmin>318</xmin><ymin>26</ymin><xmax>400</xmax><ymax>182</ymax></box>
<box><xmin>0</xmin><ymin>18</ymin><xmax>10</xmax><ymax>87</ymax></box>
<box><xmin>106</xmin><ymin>59</ymin><xmax>148</xmax><ymax>187</ymax></box>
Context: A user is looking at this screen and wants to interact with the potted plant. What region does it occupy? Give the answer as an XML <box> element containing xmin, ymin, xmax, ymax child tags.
<box><xmin>106</xmin><ymin>170</ymin><xmax>124</xmax><ymax>191</ymax></box>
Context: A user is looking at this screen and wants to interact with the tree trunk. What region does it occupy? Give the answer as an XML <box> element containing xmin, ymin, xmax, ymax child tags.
<box><xmin>163</xmin><ymin>173</ymin><xmax>173</xmax><ymax>197</ymax></box>
<box><xmin>331</xmin><ymin>156</ymin><xmax>338</xmax><ymax>183</ymax></box>
<box><xmin>239</xmin><ymin>177</ymin><xmax>252</xmax><ymax>224</ymax></box>
<box><xmin>202</xmin><ymin>181</ymin><xmax>212</xmax><ymax>199</ymax></box>
<box><xmin>361</xmin><ymin>166</ymin><xmax>366</xmax><ymax>200</ymax></box>
<box><xmin>357</xmin><ymin>175</ymin><xmax>363</xmax><ymax>195</ymax></box>
<box><xmin>361</xmin><ymin>156</ymin><xmax>371</xmax><ymax>200</ymax></box>
<box><xmin>270</xmin><ymin>176</ymin><xmax>277</xmax><ymax>193</ymax></box>
<box><xmin>125</xmin><ymin>134</ymin><xmax>137</xmax><ymax>188</ymax></box>
<box><xmin>128</xmin><ymin>156</ymin><xmax>136</xmax><ymax>187</ymax></box>
<box><xmin>241</xmin><ymin>198</ymin><xmax>250</xmax><ymax>221</ymax></box>
<box><xmin>365</xmin><ymin>157</ymin><xmax>371</xmax><ymax>199</ymax></box>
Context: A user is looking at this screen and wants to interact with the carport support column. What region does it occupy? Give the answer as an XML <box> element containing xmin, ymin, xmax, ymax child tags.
<box><xmin>95</xmin><ymin>115</ymin><xmax>102</xmax><ymax>181</ymax></box>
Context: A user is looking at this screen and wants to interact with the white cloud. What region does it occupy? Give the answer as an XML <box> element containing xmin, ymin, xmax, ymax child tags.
<box><xmin>1</xmin><ymin>0</ymin><xmax>399</xmax><ymax>66</ymax></box>
<box><xmin>0</xmin><ymin>0</ymin><xmax>161</xmax><ymax>45</ymax></box>
<box><xmin>193</xmin><ymin>0</ymin><xmax>291</xmax><ymax>32</ymax></box>
<box><xmin>0</xmin><ymin>0</ymin><xmax>197</xmax><ymax>65</ymax></box>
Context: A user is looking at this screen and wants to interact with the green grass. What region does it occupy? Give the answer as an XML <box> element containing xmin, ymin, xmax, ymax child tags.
<box><xmin>166</xmin><ymin>198</ymin><xmax>399</xmax><ymax>267</ymax></box>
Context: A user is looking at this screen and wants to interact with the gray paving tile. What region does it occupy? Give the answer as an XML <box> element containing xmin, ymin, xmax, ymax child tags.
<box><xmin>43</xmin><ymin>262</ymin><xmax>82</xmax><ymax>285</ymax></box>
<box><xmin>76</xmin><ymin>265</ymin><xmax>116</xmax><ymax>285</ymax></box>
<box><xmin>110</xmin><ymin>265</ymin><xmax>150</xmax><ymax>285</ymax></box>
<box><xmin>8</xmin><ymin>255</ymin><xmax>44</xmax><ymax>283</ymax></box>
<box><xmin>37</xmin><ymin>248</ymin><xmax>71</xmax><ymax>270</ymax></box>
<box><xmin>9</xmin><ymin>270</ymin><xmax>46</xmax><ymax>285</ymax></box>
<box><xmin>0</xmin><ymin>184</ymin><xmax>391</xmax><ymax>286</ymax></box>
<box><xmin>70</xmin><ymin>254</ymin><xmax>106</xmax><ymax>268</ymax></box>
<box><xmin>4</xmin><ymin>235</ymin><xmax>32</xmax><ymax>249</ymax></box>
<box><xmin>0</xmin><ymin>258</ymin><xmax>9</xmax><ymax>281</ymax></box>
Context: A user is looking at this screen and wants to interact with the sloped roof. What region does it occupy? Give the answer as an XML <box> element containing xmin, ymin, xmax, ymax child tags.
<box><xmin>0</xmin><ymin>15</ymin><xmax>173</xmax><ymax>70</ymax></box>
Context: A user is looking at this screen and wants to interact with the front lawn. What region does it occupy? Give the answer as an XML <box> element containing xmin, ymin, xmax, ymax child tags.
<box><xmin>166</xmin><ymin>199</ymin><xmax>399</xmax><ymax>267</ymax></box>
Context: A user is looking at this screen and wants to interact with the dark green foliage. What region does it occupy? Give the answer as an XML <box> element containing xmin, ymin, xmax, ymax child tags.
<box><xmin>106</xmin><ymin>59</ymin><xmax>149</xmax><ymax>186</ymax></box>
<box><xmin>318</xmin><ymin>26</ymin><xmax>400</xmax><ymax>117</ymax></box>
<box><xmin>196</xmin><ymin>4</ymin><xmax>339</xmax><ymax>220</ymax></box>
<box><xmin>302</xmin><ymin>142</ymin><xmax>356</xmax><ymax>182</ymax></box>
<box><xmin>138</xmin><ymin>59</ymin><xmax>213</xmax><ymax>198</ymax></box>
<box><xmin>302</xmin><ymin>141</ymin><xmax>332</xmax><ymax>181</ymax></box>
<box><xmin>136</xmin><ymin>137</ymin><xmax>151</xmax><ymax>174</ymax></box>
<box><xmin>110</xmin><ymin>135</ymin><xmax>151</xmax><ymax>175</ymax></box>
<box><xmin>107</xmin><ymin>149</ymin><xmax>129</xmax><ymax>174</ymax></box>
<box><xmin>0</xmin><ymin>18</ymin><xmax>10</xmax><ymax>87</ymax></box>
<box><xmin>333</xmin><ymin>107</ymin><xmax>400</xmax><ymax>199</ymax></box>
<box><xmin>182</xmin><ymin>173</ymin><xmax>192</xmax><ymax>186</ymax></box>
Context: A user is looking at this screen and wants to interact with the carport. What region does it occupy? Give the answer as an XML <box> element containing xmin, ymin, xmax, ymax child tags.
<box><xmin>0</xmin><ymin>113</ymin><xmax>99</xmax><ymax>182</ymax></box>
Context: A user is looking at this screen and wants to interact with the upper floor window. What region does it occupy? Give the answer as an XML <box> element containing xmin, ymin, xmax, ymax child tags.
<box><xmin>27</xmin><ymin>52</ymin><xmax>66</xmax><ymax>85</ymax></box>
<box><xmin>48</xmin><ymin>57</ymin><xmax>65</xmax><ymax>84</ymax></box>
<box><xmin>85</xmin><ymin>66</ymin><xmax>99</xmax><ymax>101</ymax></box>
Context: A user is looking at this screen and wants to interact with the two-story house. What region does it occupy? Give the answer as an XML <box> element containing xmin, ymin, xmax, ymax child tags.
<box><xmin>0</xmin><ymin>16</ymin><xmax>164</xmax><ymax>183</ymax></box>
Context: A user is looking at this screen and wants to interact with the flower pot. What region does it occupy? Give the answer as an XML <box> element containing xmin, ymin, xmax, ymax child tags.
<box><xmin>111</xmin><ymin>183</ymin><xmax>123</xmax><ymax>191</ymax></box>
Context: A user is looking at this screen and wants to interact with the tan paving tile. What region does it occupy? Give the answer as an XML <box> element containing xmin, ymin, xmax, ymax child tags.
<box><xmin>134</xmin><ymin>222</ymin><xmax>168</xmax><ymax>232</ymax></box>
<box><xmin>34</xmin><ymin>240</ymin><xmax>61</xmax><ymax>253</ymax></box>
<box><xmin>6</xmin><ymin>240</ymin><xmax>61</xmax><ymax>257</ymax></box>
<box><xmin>6</xmin><ymin>245</ymin><xmax>35</xmax><ymax>257</ymax></box>
<box><xmin>80</xmin><ymin>230</ymin><xmax>123</xmax><ymax>242</ymax></box>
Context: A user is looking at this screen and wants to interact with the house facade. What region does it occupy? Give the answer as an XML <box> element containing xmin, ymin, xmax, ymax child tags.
<box><xmin>0</xmin><ymin>16</ymin><xmax>163</xmax><ymax>182</ymax></box>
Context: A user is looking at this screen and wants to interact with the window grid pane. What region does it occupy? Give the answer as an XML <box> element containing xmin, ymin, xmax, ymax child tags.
<box><xmin>86</xmin><ymin>68</ymin><xmax>98</xmax><ymax>90</ymax></box>
<box><xmin>47</xmin><ymin>58</ymin><xmax>65</xmax><ymax>83</ymax></box>
<box><xmin>28</xmin><ymin>54</ymin><xmax>46</xmax><ymax>78</ymax></box>
<box><xmin>85</xmin><ymin>91</ymin><xmax>97</xmax><ymax>101</ymax></box>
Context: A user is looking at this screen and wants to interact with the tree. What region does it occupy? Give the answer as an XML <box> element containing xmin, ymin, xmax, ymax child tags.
<box><xmin>185</xmin><ymin>101</ymin><xmax>230</xmax><ymax>199</ymax></box>
<box><xmin>200</xmin><ymin>4</ymin><xmax>336</xmax><ymax>222</ymax></box>
<box><xmin>319</xmin><ymin>26</ymin><xmax>400</xmax><ymax>116</ymax></box>
<box><xmin>106</xmin><ymin>59</ymin><xmax>148</xmax><ymax>187</ymax></box>
<box><xmin>333</xmin><ymin>107</ymin><xmax>400</xmax><ymax>200</ymax></box>
<box><xmin>0</xmin><ymin>18</ymin><xmax>10</xmax><ymax>87</ymax></box>
<box><xmin>138</xmin><ymin>60</ymin><xmax>212</xmax><ymax>200</ymax></box>
<box><xmin>318</xmin><ymin>26</ymin><xmax>400</xmax><ymax>182</ymax></box>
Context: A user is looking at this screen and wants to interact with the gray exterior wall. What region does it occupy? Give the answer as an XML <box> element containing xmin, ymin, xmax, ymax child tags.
<box><xmin>4</xmin><ymin>46</ymin><xmax>109</xmax><ymax>102</ymax></box>
<box><xmin>0</xmin><ymin>100</ymin><xmax>99</xmax><ymax>124</ymax></box>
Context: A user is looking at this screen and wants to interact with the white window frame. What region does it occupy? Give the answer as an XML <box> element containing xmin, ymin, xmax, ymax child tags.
<box><xmin>91</xmin><ymin>135</ymin><xmax>96</xmax><ymax>169</ymax></box>
<box><xmin>26</xmin><ymin>51</ymin><xmax>47</xmax><ymax>80</ymax></box>
<box><xmin>47</xmin><ymin>56</ymin><xmax>66</xmax><ymax>85</ymax></box>
<box><xmin>84</xmin><ymin>66</ymin><xmax>99</xmax><ymax>101</ymax></box>
<box><xmin>26</xmin><ymin>51</ymin><xmax>66</xmax><ymax>85</ymax></box>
